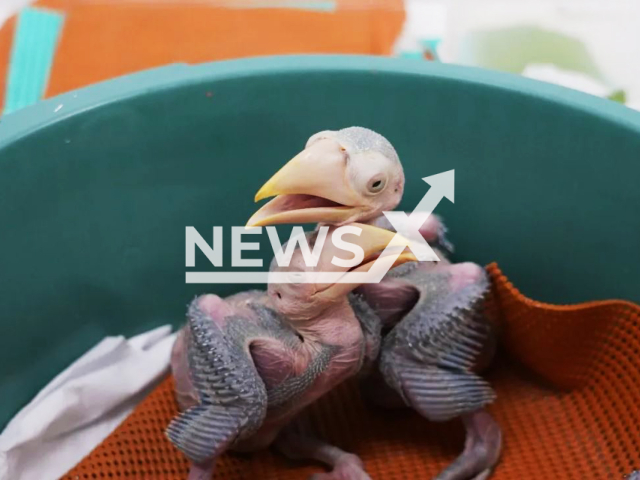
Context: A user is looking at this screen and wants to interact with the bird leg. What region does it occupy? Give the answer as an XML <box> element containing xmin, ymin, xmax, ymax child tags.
<box><xmin>186</xmin><ymin>462</ymin><xmax>216</xmax><ymax>480</ymax></box>
<box><xmin>435</xmin><ymin>410</ymin><xmax>502</xmax><ymax>480</ymax></box>
<box><xmin>371</xmin><ymin>262</ymin><xmax>500</xmax><ymax>480</ymax></box>
<box><xmin>274</xmin><ymin>426</ymin><xmax>371</xmax><ymax>480</ymax></box>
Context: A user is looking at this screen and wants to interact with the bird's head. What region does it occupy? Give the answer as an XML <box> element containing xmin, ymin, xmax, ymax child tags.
<box><xmin>247</xmin><ymin>127</ymin><xmax>404</xmax><ymax>228</ymax></box>
<box><xmin>267</xmin><ymin>223</ymin><xmax>416</xmax><ymax>321</ymax></box>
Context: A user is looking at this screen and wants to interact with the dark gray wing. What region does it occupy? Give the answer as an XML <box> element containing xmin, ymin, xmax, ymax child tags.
<box><xmin>166</xmin><ymin>300</ymin><xmax>268</xmax><ymax>465</ymax></box>
<box><xmin>379</xmin><ymin>269</ymin><xmax>496</xmax><ymax>422</ymax></box>
<box><xmin>348</xmin><ymin>293</ymin><xmax>382</xmax><ymax>375</ymax></box>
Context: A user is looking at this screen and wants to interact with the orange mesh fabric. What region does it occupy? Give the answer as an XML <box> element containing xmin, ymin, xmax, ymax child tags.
<box><xmin>63</xmin><ymin>263</ymin><xmax>640</xmax><ymax>479</ymax></box>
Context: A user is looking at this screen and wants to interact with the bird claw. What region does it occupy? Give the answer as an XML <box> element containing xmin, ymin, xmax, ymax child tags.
<box><xmin>309</xmin><ymin>454</ymin><xmax>372</xmax><ymax>480</ymax></box>
<box><xmin>434</xmin><ymin>411</ymin><xmax>502</xmax><ymax>480</ymax></box>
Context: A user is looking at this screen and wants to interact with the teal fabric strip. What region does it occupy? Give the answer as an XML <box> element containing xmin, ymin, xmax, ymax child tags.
<box><xmin>3</xmin><ymin>7</ymin><xmax>65</xmax><ymax>115</ymax></box>
<box><xmin>421</xmin><ymin>38</ymin><xmax>441</xmax><ymax>52</ymax></box>
<box><xmin>398</xmin><ymin>52</ymin><xmax>425</xmax><ymax>59</ymax></box>
<box><xmin>398</xmin><ymin>38</ymin><xmax>442</xmax><ymax>61</ymax></box>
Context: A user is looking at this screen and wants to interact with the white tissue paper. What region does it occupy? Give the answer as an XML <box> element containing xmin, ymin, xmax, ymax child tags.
<box><xmin>0</xmin><ymin>325</ymin><xmax>177</xmax><ymax>480</ymax></box>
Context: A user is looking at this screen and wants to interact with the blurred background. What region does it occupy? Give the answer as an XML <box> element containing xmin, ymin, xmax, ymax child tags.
<box><xmin>0</xmin><ymin>0</ymin><xmax>639</xmax><ymax>114</ymax></box>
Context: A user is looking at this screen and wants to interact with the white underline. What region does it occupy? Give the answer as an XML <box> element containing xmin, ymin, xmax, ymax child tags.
<box><xmin>186</xmin><ymin>272</ymin><xmax>270</xmax><ymax>283</ymax></box>
<box><xmin>186</xmin><ymin>257</ymin><xmax>399</xmax><ymax>284</ymax></box>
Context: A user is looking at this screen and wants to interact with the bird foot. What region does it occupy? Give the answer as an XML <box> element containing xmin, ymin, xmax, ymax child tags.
<box><xmin>309</xmin><ymin>454</ymin><xmax>372</xmax><ymax>480</ymax></box>
<box><xmin>434</xmin><ymin>410</ymin><xmax>502</xmax><ymax>480</ymax></box>
<box><xmin>187</xmin><ymin>462</ymin><xmax>215</xmax><ymax>480</ymax></box>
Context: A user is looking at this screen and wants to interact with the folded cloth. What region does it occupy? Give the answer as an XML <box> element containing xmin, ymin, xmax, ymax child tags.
<box><xmin>0</xmin><ymin>325</ymin><xmax>176</xmax><ymax>480</ymax></box>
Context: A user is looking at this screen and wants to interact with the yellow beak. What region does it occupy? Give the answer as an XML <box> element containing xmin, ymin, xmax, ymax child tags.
<box><xmin>316</xmin><ymin>223</ymin><xmax>418</xmax><ymax>299</ymax></box>
<box><xmin>247</xmin><ymin>149</ymin><xmax>364</xmax><ymax>227</ymax></box>
<box><xmin>350</xmin><ymin>223</ymin><xmax>418</xmax><ymax>268</ymax></box>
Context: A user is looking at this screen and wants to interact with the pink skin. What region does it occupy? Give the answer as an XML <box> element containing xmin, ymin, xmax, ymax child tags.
<box><xmin>172</xmin><ymin>226</ymin><xmax>404</xmax><ymax>479</ymax></box>
<box><xmin>173</xmin><ymin>291</ymin><xmax>365</xmax><ymax>452</ymax></box>
<box><xmin>356</xmin><ymin>261</ymin><xmax>489</xmax><ymax>410</ymax></box>
<box><xmin>358</xmin><ymin>260</ymin><xmax>490</xmax><ymax>362</ymax></box>
<box><xmin>357</xmin><ymin>277</ymin><xmax>421</xmax><ymax>328</ymax></box>
<box><xmin>247</xmin><ymin>129</ymin><xmax>496</xmax><ymax>479</ymax></box>
<box><xmin>172</xmin><ymin>292</ymin><xmax>263</xmax><ymax>412</ymax></box>
<box><xmin>361</xmin><ymin>213</ymin><xmax>486</xmax><ymax>329</ymax></box>
<box><xmin>186</xmin><ymin>464</ymin><xmax>215</xmax><ymax>480</ymax></box>
<box><xmin>447</xmin><ymin>262</ymin><xmax>485</xmax><ymax>290</ymax></box>
<box><xmin>433</xmin><ymin>263</ymin><xmax>497</xmax><ymax>374</ymax></box>
<box><xmin>356</xmin><ymin>238</ymin><xmax>500</xmax><ymax>480</ymax></box>
<box><xmin>436</xmin><ymin>411</ymin><xmax>502</xmax><ymax>480</ymax></box>
<box><xmin>233</xmin><ymin>298</ymin><xmax>365</xmax><ymax>454</ymax></box>
<box><xmin>368</xmin><ymin>213</ymin><xmax>446</xmax><ymax>246</ymax></box>
<box><xmin>276</xmin><ymin>426</ymin><xmax>371</xmax><ymax>480</ymax></box>
<box><xmin>252</xmin><ymin>229</ymin><xmax>403</xmax><ymax>474</ymax></box>
<box><xmin>171</xmin><ymin>290</ymin><xmax>366</xmax><ymax>480</ymax></box>
<box><xmin>356</xmin><ymin>214</ymin><xmax>452</xmax><ymax>328</ymax></box>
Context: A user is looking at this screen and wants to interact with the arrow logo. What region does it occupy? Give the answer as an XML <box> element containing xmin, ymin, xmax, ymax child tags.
<box><xmin>415</xmin><ymin>170</ymin><xmax>455</xmax><ymax>215</ymax></box>
<box><xmin>380</xmin><ymin>169</ymin><xmax>455</xmax><ymax>260</ymax></box>
<box><xmin>336</xmin><ymin>169</ymin><xmax>455</xmax><ymax>284</ymax></box>
<box><xmin>186</xmin><ymin>170</ymin><xmax>454</xmax><ymax>284</ymax></box>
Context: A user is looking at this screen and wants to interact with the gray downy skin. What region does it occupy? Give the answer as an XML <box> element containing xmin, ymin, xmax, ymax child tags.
<box><xmin>167</xmin><ymin>295</ymin><xmax>271</xmax><ymax>463</ymax></box>
<box><xmin>348</xmin><ymin>292</ymin><xmax>383</xmax><ymax>376</ymax></box>
<box><xmin>377</xmin><ymin>265</ymin><xmax>496</xmax><ymax>420</ymax></box>
<box><xmin>342</xmin><ymin>162</ymin><xmax>501</xmax><ymax>480</ymax></box>
<box><xmin>166</xmin><ymin>223</ymin><xmax>410</xmax><ymax>480</ymax></box>
<box><xmin>245</xmin><ymin>127</ymin><xmax>502</xmax><ymax>479</ymax></box>
<box><xmin>358</xmin><ymin>261</ymin><xmax>502</xmax><ymax>480</ymax></box>
<box><xmin>248</xmin><ymin>127</ymin><xmax>501</xmax><ymax>480</ymax></box>
<box><xmin>168</xmin><ymin>291</ymin><xmax>364</xmax><ymax>480</ymax></box>
<box><xmin>168</xmin><ymin>294</ymin><xmax>354</xmax><ymax>448</ymax></box>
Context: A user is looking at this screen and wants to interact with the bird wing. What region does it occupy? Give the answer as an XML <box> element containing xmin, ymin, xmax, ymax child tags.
<box><xmin>379</xmin><ymin>268</ymin><xmax>496</xmax><ymax>422</ymax></box>
<box><xmin>348</xmin><ymin>293</ymin><xmax>382</xmax><ymax>374</ymax></box>
<box><xmin>166</xmin><ymin>299</ymin><xmax>268</xmax><ymax>465</ymax></box>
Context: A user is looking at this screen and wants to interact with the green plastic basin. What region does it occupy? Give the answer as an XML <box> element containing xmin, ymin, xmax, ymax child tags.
<box><xmin>1</xmin><ymin>55</ymin><xmax>639</xmax><ymax>428</ymax></box>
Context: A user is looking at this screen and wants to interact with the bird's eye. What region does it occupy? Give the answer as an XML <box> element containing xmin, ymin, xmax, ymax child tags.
<box><xmin>276</xmin><ymin>292</ymin><xmax>282</xmax><ymax>299</ymax></box>
<box><xmin>367</xmin><ymin>175</ymin><xmax>386</xmax><ymax>194</ymax></box>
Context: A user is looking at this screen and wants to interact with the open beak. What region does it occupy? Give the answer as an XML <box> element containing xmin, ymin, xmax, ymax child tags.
<box><xmin>315</xmin><ymin>223</ymin><xmax>418</xmax><ymax>299</ymax></box>
<box><xmin>247</xmin><ymin>149</ymin><xmax>364</xmax><ymax>227</ymax></box>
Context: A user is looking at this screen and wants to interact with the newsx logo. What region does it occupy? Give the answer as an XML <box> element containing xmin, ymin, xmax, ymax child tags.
<box><xmin>185</xmin><ymin>170</ymin><xmax>454</xmax><ymax>284</ymax></box>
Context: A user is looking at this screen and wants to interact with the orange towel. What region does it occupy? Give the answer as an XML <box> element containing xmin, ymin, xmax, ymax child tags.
<box><xmin>0</xmin><ymin>0</ymin><xmax>404</xmax><ymax>100</ymax></box>
<box><xmin>62</xmin><ymin>263</ymin><xmax>640</xmax><ymax>479</ymax></box>
<box><xmin>0</xmin><ymin>16</ymin><xmax>16</xmax><ymax>112</ymax></box>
